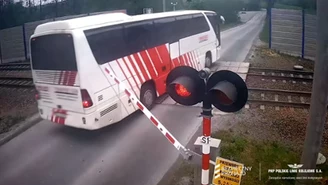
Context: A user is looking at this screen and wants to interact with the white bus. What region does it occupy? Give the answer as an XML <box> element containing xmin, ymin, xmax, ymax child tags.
<box><xmin>30</xmin><ymin>10</ymin><xmax>222</xmax><ymax>130</ymax></box>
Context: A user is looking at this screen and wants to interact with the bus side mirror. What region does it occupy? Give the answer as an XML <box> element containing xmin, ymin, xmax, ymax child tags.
<box><xmin>220</xmin><ymin>16</ymin><xmax>225</xmax><ymax>24</ymax></box>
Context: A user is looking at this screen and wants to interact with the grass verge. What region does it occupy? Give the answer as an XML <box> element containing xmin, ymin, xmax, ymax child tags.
<box><xmin>0</xmin><ymin>115</ymin><xmax>26</xmax><ymax>134</ymax></box>
<box><xmin>162</xmin><ymin>131</ymin><xmax>328</xmax><ymax>185</ymax></box>
<box><xmin>259</xmin><ymin>16</ymin><xmax>269</xmax><ymax>44</ymax></box>
<box><xmin>213</xmin><ymin>131</ymin><xmax>328</xmax><ymax>185</ymax></box>
<box><xmin>274</xmin><ymin>3</ymin><xmax>302</xmax><ymax>10</ymax></box>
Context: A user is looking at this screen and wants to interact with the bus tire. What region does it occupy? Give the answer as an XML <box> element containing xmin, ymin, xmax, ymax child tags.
<box><xmin>140</xmin><ymin>83</ymin><xmax>156</xmax><ymax>110</ymax></box>
<box><xmin>205</xmin><ymin>52</ymin><xmax>212</xmax><ymax>68</ymax></box>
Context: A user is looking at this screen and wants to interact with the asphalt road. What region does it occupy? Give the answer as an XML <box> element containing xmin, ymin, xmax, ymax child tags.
<box><xmin>0</xmin><ymin>11</ymin><xmax>265</xmax><ymax>185</ymax></box>
<box><xmin>216</xmin><ymin>11</ymin><xmax>266</xmax><ymax>63</ymax></box>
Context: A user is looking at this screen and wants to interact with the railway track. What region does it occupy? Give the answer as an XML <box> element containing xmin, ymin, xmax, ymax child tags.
<box><xmin>0</xmin><ymin>63</ymin><xmax>31</xmax><ymax>71</ymax></box>
<box><xmin>246</xmin><ymin>67</ymin><xmax>314</xmax><ymax>109</ymax></box>
<box><xmin>0</xmin><ymin>76</ymin><xmax>34</xmax><ymax>88</ymax></box>
<box><xmin>247</xmin><ymin>88</ymin><xmax>311</xmax><ymax>109</ymax></box>
<box><xmin>247</xmin><ymin>67</ymin><xmax>314</xmax><ymax>82</ymax></box>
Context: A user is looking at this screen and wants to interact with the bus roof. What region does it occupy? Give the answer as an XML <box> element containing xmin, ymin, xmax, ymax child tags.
<box><xmin>34</xmin><ymin>10</ymin><xmax>216</xmax><ymax>35</ymax></box>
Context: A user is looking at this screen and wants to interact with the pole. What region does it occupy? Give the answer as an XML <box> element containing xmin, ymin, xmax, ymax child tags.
<box><xmin>301</xmin><ymin>9</ymin><xmax>305</xmax><ymax>58</ymax></box>
<box><xmin>163</xmin><ymin>0</ymin><xmax>166</xmax><ymax>12</ymax></box>
<box><xmin>268</xmin><ymin>7</ymin><xmax>272</xmax><ymax>49</ymax></box>
<box><xmin>39</xmin><ymin>0</ymin><xmax>42</xmax><ymax>20</ymax></box>
<box><xmin>295</xmin><ymin>0</ymin><xmax>328</xmax><ymax>184</ymax></box>
<box><xmin>201</xmin><ymin>88</ymin><xmax>212</xmax><ymax>185</ymax></box>
<box><xmin>55</xmin><ymin>0</ymin><xmax>58</xmax><ymax>17</ymax></box>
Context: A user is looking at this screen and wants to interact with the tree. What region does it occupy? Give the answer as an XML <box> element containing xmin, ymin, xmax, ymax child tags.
<box><xmin>190</xmin><ymin>0</ymin><xmax>244</xmax><ymax>24</ymax></box>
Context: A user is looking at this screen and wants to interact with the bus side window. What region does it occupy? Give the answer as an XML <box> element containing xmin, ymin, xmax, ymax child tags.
<box><xmin>154</xmin><ymin>17</ymin><xmax>176</xmax><ymax>44</ymax></box>
<box><xmin>175</xmin><ymin>15</ymin><xmax>193</xmax><ymax>39</ymax></box>
<box><xmin>124</xmin><ymin>21</ymin><xmax>153</xmax><ymax>54</ymax></box>
<box><xmin>191</xmin><ymin>14</ymin><xmax>210</xmax><ymax>35</ymax></box>
<box><xmin>84</xmin><ymin>25</ymin><xmax>127</xmax><ymax>64</ymax></box>
<box><xmin>206</xmin><ymin>13</ymin><xmax>221</xmax><ymax>46</ymax></box>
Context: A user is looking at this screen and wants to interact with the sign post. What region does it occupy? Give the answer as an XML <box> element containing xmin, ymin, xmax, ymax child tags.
<box><xmin>166</xmin><ymin>66</ymin><xmax>248</xmax><ymax>185</ymax></box>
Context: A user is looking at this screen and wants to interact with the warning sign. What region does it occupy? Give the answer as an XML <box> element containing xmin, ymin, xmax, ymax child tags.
<box><xmin>212</xmin><ymin>157</ymin><xmax>244</xmax><ymax>185</ymax></box>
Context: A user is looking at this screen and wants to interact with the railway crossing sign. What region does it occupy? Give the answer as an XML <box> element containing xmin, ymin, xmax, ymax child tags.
<box><xmin>212</xmin><ymin>157</ymin><xmax>244</xmax><ymax>185</ymax></box>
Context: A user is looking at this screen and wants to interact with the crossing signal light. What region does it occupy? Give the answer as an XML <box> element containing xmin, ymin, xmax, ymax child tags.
<box><xmin>207</xmin><ymin>70</ymin><xmax>248</xmax><ymax>112</ymax></box>
<box><xmin>166</xmin><ymin>66</ymin><xmax>248</xmax><ymax>113</ymax></box>
<box><xmin>166</xmin><ymin>66</ymin><xmax>205</xmax><ymax>106</ymax></box>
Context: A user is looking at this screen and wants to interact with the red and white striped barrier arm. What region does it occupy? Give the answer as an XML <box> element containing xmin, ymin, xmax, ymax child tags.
<box><xmin>103</xmin><ymin>67</ymin><xmax>190</xmax><ymax>155</ymax></box>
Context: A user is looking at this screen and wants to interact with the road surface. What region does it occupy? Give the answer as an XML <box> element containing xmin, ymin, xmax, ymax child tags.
<box><xmin>0</xmin><ymin>11</ymin><xmax>265</xmax><ymax>185</ymax></box>
<box><xmin>217</xmin><ymin>11</ymin><xmax>266</xmax><ymax>63</ymax></box>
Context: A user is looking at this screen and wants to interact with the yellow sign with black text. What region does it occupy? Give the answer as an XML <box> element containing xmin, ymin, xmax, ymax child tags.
<box><xmin>212</xmin><ymin>157</ymin><xmax>244</xmax><ymax>185</ymax></box>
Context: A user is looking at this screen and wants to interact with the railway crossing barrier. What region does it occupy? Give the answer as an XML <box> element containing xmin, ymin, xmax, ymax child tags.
<box><xmin>103</xmin><ymin>65</ymin><xmax>249</xmax><ymax>185</ymax></box>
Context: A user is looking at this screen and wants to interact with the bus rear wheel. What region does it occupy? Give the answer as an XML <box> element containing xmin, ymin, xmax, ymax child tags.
<box><xmin>140</xmin><ymin>83</ymin><xmax>156</xmax><ymax>110</ymax></box>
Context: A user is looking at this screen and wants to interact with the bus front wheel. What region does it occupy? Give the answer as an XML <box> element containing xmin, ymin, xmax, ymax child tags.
<box><xmin>140</xmin><ymin>83</ymin><xmax>156</xmax><ymax>110</ymax></box>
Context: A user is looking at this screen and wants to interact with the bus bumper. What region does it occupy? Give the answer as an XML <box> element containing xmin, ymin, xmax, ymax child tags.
<box><xmin>38</xmin><ymin>106</ymin><xmax>108</xmax><ymax>130</ymax></box>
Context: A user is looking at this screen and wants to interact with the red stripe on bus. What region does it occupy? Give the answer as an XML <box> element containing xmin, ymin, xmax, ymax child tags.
<box><xmin>139</xmin><ymin>51</ymin><xmax>157</xmax><ymax>79</ymax></box>
<box><xmin>68</xmin><ymin>71</ymin><xmax>77</xmax><ymax>86</ymax></box>
<box><xmin>165</xmin><ymin>133</ymin><xmax>175</xmax><ymax>144</ymax></box>
<box><xmin>172</xmin><ymin>58</ymin><xmax>179</xmax><ymax>67</ymax></box>
<box><xmin>192</xmin><ymin>51</ymin><xmax>199</xmax><ymax>70</ymax></box>
<box><xmin>127</xmin><ymin>55</ymin><xmax>144</xmax><ymax>84</ymax></box>
<box><xmin>62</xmin><ymin>71</ymin><xmax>69</xmax><ymax>85</ymax></box>
<box><xmin>147</xmin><ymin>48</ymin><xmax>162</xmax><ymax>75</ymax></box>
<box><xmin>123</xmin><ymin>57</ymin><xmax>140</xmax><ymax>90</ymax></box>
<box><xmin>179</xmin><ymin>55</ymin><xmax>186</xmax><ymax>66</ymax></box>
<box><xmin>183</xmin><ymin>54</ymin><xmax>191</xmax><ymax>67</ymax></box>
<box><xmin>54</xmin><ymin>116</ymin><xmax>59</xmax><ymax>123</ymax></box>
<box><xmin>187</xmin><ymin>53</ymin><xmax>195</xmax><ymax>68</ymax></box>
<box><xmin>156</xmin><ymin>45</ymin><xmax>171</xmax><ymax>66</ymax></box>
<box><xmin>58</xmin><ymin>117</ymin><xmax>65</xmax><ymax>125</ymax></box>
<box><xmin>195</xmin><ymin>50</ymin><xmax>201</xmax><ymax>68</ymax></box>
<box><xmin>133</xmin><ymin>53</ymin><xmax>150</xmax><ymax>81</ymax></box>
<box><xmin>58</xmin><ymin>71</ymin><xmax>63</xmax><ymax>85</ymax></box>
<box><xmin>116</xmin><ymin>60</ymin><xmax>137</xmax><ymax>96</ymax></box>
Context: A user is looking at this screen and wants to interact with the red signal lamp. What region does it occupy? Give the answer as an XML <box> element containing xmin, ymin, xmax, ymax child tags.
<box><xmin>175</xmin><ymin>84</ymin><xmax>191</xmax><ymax>97</ymax></box>
<box><xmin>166</xmin><ymin>66</ymin><xmax>205</xmax><ymax>106</ymax></box>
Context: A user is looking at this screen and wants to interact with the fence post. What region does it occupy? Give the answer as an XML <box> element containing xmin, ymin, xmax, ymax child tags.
<box><xmin>0</xmin><ymin>30</ymin><xmax>2</xmax><ymax>64</ymax></box>
<box><xmin>269</xmin><ymin>7</ymin><xmax>272</xmax><ymax>49</ymax></box>
<box><xmin>22</xmin><ymin>24</ymin><xmax>28</xmax><ymax>61</ymax></box>
<box><xmin>301</xmin><ymin>9</ymin><xmax>305</xmax><ymax>59</ymax></box>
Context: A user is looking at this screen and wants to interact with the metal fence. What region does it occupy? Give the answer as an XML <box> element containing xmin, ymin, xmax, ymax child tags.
<box><xmin>269</xmin><ymin>8</ymin><xmax>317</xmax><ymax>60</ymax></box>
<box><xmin>0</xmin><ymin>9</ymin><xmax>127</xmax><ymax>64</ymax></box>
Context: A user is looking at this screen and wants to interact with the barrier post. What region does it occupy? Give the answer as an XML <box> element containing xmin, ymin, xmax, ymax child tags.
<box><xmin>0</xmin><ymin>30</ymin><xmax>2</xmax><ymax>64</ymax></box>
<box><xmin>301</xmin><ymin>9</ymin><xmax>305</xmax><ymax>59</ymax></box>
<box><xmin>269</xmin><ymin>7</ymin><xmax>272</xmax><ymax>49</ymax></box>
<box><xmin>22</xmin><ymin>24</ymin><xmax>28</xmax><ymax>61</ymax></box>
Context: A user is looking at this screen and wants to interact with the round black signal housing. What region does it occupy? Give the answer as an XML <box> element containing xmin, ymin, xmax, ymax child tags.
<box><xmin>207</xmin><ymin>70</ymin><xmax>248</xmax><ymax>112</ymax></box>
<box><xmin>166</xmin><ymin>66</ymin><xmax>205</xmax><ymax>106</ymax></box>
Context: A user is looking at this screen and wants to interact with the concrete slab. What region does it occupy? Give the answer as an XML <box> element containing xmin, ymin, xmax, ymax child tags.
<box><xmin>239</xmin><ymin>63</ymin><xmax>250</xmax><ymax>68</ymax></box>
<box><xmin>237</xmin><ymin>67</ymin><xmax>249</xmax><ymax>73</ymax></box>
<box><xmin>228</xmin><ymin>67</ymin><xmax>239</xmax><ymax>72</ymax></box>
<box><xmin>229</xmin><ymin>62</ymin><xmax>241</xmax><ymax>67</ymax></box>
<box><xmin>217</xmin><ymin>66</ymin><xmax>229</xmax><ymax>71</ymax></box>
